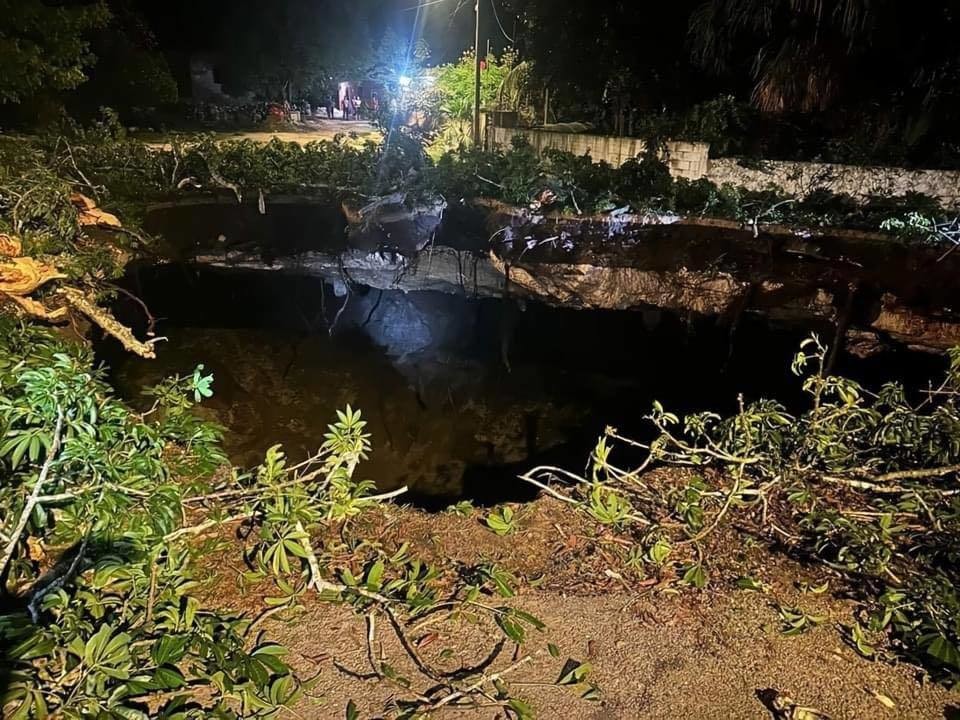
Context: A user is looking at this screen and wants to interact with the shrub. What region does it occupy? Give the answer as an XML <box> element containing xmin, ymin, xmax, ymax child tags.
<box><xmin>522</xmin><ymin>335</ymin><xmax>960</xmax><ymax>683</ymax></box>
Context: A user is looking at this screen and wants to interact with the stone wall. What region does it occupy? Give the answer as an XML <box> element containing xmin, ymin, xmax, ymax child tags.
<box><xmin>485</xmin><ymin>127</ymin><xmax>710</xmax><ymax>180</ymax></box>
<box><xmin>707</xmin><ymin>158</ymin><xmax>960</xmax><ymax>209</ymax></box>
<box><xmin>485</xmin><ymin>126</ymin><xmax>960</xmax><ymax>208</ymax></box>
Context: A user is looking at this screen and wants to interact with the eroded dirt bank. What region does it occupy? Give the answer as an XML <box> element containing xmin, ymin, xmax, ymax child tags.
<box><xmin>151</xmin><ymin>197</ymin><xmax>960</xmax><ymax>355</ymax></box>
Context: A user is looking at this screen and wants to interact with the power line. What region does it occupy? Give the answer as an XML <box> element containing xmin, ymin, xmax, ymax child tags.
<box><xmin>489</xmin><ymin>0</ymin><xmax>514</xmax><ymax>43</ymax></box>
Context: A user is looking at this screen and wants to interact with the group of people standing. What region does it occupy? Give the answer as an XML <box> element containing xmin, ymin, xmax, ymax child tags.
<box><xmin>280</xmin><ymin>98</ymin><xmax>335</xmax><ymax>120</ymax></box>
<box><xmin>279</xmin><ymin>91</ymin><xmax>379</xmax><ymax>121</ymax></box>
<box><xmin>337</xmin><ymin>90</ymin><xmax>380</xmax><ymax>121</ymax></box>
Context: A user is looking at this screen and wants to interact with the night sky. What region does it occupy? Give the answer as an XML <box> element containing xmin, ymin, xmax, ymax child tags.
<box><xmin>132</xmin><ymin>0</ymin><xmax>508</xmax><ymax>64</ymax></box>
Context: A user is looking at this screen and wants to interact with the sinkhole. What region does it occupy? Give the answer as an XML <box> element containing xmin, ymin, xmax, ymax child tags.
<box><xmin>96</xmin><ymin>263</ymin><xmax>943</xmax><ymax>508</ymax></box>
<box><xmin>94</xmin><ymin>203</ymin><xmax>949</xmax><ymax>506</ymax></box>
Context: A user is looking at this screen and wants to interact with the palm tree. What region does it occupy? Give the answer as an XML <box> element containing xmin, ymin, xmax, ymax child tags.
<box><xmin>689</xmin><ymin>0</ymin><xmax>879</xmax><ymax>112</ymax></box>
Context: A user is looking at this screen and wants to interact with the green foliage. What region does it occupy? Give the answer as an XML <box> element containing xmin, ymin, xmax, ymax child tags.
<box><xmin>529</xmin><ymin>334</ymin><xmax>960</xmax><ymax>683</ymax></box>
<box><xmin>420</xmin><ymin>137</ymin><xmax>674</xmax><ymax>215</ymax></box>
<box><xmin>633</xmin><ymin>96</ymin><xmax>754</xmax><ymax>157</ymax></box>
<box><xmin>433</xmin><ymin>50</ymin><xmax>518</xmax><ymax>121</ymax></box>
<box><xmin>777</xmin><ymin>605</ymin><xmax>827</xmax><ymax>636</ymax></box>
<box><xmin>735</xmin><ymin>576</ymin><xmax>770</xmax><ymax>593</ymax></box>
<box><xmin>69</xmin><ymin>131</ymin><xmax>424</xmax><ymax>203</ymax></box>
<box><xmin>0</xmin><ymin>0</ymin><xmax>111</xmax><ymax>104</ymax></box>
<box><xmin>5</xmin><ymin>126</ymin><xmax>949</xmax><ymax>244</ymax></box>
<box><xmin>586</xmin><ymin>484</ymin><xmax>633</xmax><ymax>527</ymax></box>
<box><xmin>447</xmin><ymin>499</ymin><xmax>474</xmax><ymax>517</ymax></box>
<box><xmin>647</xmin><ymin>537</ymin><xmax>672</xmax><ymax>567</ymax></box>
<box><xmin>485</xmin><ymin>506</ymin><xmax>518</xmax><ymax>536</ymax></box>
<box><xmin>240</xmin><ymin>407</ymin><xmax>378</xmax><ymax>587</ymax></box>
<box><xmin>0</xmin><ymin>321</ymin><xmax>301</xmax><ymax>719</ymax></box>
<box><xmin>612</xmin><ymin>149</ymin><xmax>680</xmax><ymax>210</ymax></box>
<box><xmin>73</xmin><ymin>4</ymin><xmax>179</xmax><ymax>115</ymax></box>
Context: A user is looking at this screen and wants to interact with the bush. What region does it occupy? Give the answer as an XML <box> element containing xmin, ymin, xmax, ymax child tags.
<box><xmin>524</xmin><ymin>335</ymin><xmax>960</xmax><ymax>683</ymax></box>
<box><xmin>0</xmin><ymin>321</ymin><xmax>307</xmax><ymax>718</ymax></box>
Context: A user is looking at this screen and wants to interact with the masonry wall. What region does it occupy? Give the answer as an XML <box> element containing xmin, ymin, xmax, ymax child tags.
<box><xmin>486</xmin><ymin>127</ymin><xmax>960</xmax><ymax>209</ymax></box>
<box><xmin>706</xmin><ymin>158</ymin><xmax>960</xmax><ymax>209</ymax></box>
<box><xmin>485</xmin><ymin>127</ymin><xmax>710</xmax><ymax>180</ymax></box>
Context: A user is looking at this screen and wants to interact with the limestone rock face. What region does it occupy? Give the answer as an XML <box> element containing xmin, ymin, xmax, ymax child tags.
<box><xmin>489</xmin><ymin>255</ymin><xmax>746</xmax><ymax>314</ymax></box>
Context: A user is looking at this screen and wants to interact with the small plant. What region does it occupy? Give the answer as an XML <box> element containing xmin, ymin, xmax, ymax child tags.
<box><xmin>798</xmin><ymin>580</ymin><xmax>830</xmax><ymax>595</ymax></box>
<box><xmin>736</xmin><ymin>576</ymin><xmax>771</xmax><ymax>593</ymax></box>
<box><xmin>777</xmin><ymin>605</ymin><xmax>828</xmax><ymax>636</ymax></box>
<box><xmin>447</xmin><ymin>499</ymin><xmax>474</xmax><ymax>516</ymax></box>
<box><xmin>586</xmin><ymin>483</ymin><xmax>633</xmax><ymax>526</ymax></box>
<box><xmin>681</xmin><ymin>562</ymin><xmax>709</xmax><ymax>589</ymax></box>
<box><xmin>671</xmin><ymin>476</ymin><xmax>707</xmax><ymax>531</ymax></box>
<box><xmin>647</xmin><ymin>537</ymin><xmax>673</xmax><ymax>567</ymax></box>
<box><xmin>844</xmin><ymin>621</ymin><xmax>879</xmax><ymax>659</ymax></box>
<box><xmin>485</xmin><ymin>505</ymin><xmax>519</xmax><ymax>536</ymax></box>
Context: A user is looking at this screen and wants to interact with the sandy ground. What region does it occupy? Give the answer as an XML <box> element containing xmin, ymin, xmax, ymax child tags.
<box><xmin>197</xmin><ymin>496</ymin><xmax>960</xmax><ymax>719</ymax></box>
<box><xmin>138</xmin><ymin>119</ymin><xmax>381</xmax><ymax>149</ymax></box>
<box><xmin>271</xmin><ymin>590</ymin><xmax>959</xmax><ymax>720</ymax></box>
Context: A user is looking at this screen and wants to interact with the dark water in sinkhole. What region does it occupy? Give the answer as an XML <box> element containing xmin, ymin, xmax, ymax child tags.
<box><xmin>95</xmin><ymin>260</ymin><xmax>948</xmax><ymax>507</ymax></box>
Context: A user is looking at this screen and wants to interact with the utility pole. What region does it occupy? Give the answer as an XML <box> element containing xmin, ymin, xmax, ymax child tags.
<box><xmin>473</xmin><ymin>0</ymin><xmax>483</xmax><ymax>146</ymax></box>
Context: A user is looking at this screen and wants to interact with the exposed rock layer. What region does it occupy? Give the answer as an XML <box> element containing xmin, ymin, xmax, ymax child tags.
<box><xmin>158</xmin><ymin>198</ymin><xmax>960</xmax><ymax>354</ymax></box>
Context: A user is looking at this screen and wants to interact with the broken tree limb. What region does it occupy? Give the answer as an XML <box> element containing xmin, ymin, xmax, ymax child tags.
<box><xmin>58</xmin><ymin>286</ymin><xmax>156</xmax><ymax>358</ymax></box>
<box><xmin>199</xmin><ymin>153</ymin><xmax>242</xmax><ymax>203</ymax></box>
<box><xmin>2</xmin><ymin>293</ymin><xmax>69</xmax><ymax>322</ymax></box>
<box><xmin>873</xmin><ymin>463</ymin><xmax>960</xmax><ymax>483</ymax></box>
<box><xmin>425</xmin><ymin>652</ymin><xmax>539</xmax><ymax>711</ymax></box>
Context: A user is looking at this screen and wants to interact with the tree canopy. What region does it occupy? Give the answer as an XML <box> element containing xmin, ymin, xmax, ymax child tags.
<box><xmin>74</xmin><ymin>0</ymin><xmax>178</xmax><ymax>113</ymax></box>
<box><xmin>434</xmin><ymin>50</ymin><xmax>518</xmax><ymax>120</ymax></box>
<box><xmin>0</xmin><ymin>0</ymin><xmax>111</xmax><ymax>104</ymax></box>
<box><xmin>689</xmin><ymin>0</ymin><xmax>960</xmax><ymax>115</ymax></box>
<box><xmin>214</xmin><ymin>0</ymin><xmax>399</xmax><ymax>101</ymax></box>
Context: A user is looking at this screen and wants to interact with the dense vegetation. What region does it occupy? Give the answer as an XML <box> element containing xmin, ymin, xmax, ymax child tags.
<box><xmin>0</xmin><ymin>324</ymin><xmax>303</xmax><ymax>718</ymax></box>
<box><xmin>499</xmin><ymin>0</ymin><xmax>960</xmax><ymax>167</ymax></box>
<box><xmin>521</xmin><ymin>336</ymin><xmax>960</xmax><ymax>682</ymax></box>
<box><xmin>3</xmin><ymin>116</ymin><xmax>951</xmax><ymax>247</ymax></box>
<box><xmin>2</xmin><ymin>0</ymin><xmax>960</xmax><ymax>714</ymax></box>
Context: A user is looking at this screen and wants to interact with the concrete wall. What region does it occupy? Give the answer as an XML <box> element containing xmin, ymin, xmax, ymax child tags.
<box><xmin>707</xmin><ymin>158</ymin><xmax>960</xmax><ymax>209</ymax></box>
<box><xmin>486</xmin><ymin>127</ymin><xmax>710</xmax><ymax>180</ymax></box>
<box><xmin>486</xmin><ymin>126</ymin><xmax>960</xmax><ymax>209</ymax></box>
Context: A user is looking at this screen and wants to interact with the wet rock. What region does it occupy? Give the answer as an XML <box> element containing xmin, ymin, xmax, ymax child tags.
<box><xmin>197</xmin><ymin>245</ymin><xmax>509</xmax><ymax>298</ymax></box>
<box><xmin>844</xmin><ymin>329</ymin><xmax>885</xmax><ymax>358</ymax></box>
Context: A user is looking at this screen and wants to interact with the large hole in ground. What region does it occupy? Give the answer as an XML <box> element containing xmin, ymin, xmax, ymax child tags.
<box><xmin>101</xmin><ymin>203</ymin><xmax>952</xmax><ymax>505</ymax></box>
<box><xmin>97</xmin><ymin>260</ymin><xmax>946</xmax><ymax>508</ymax></box>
